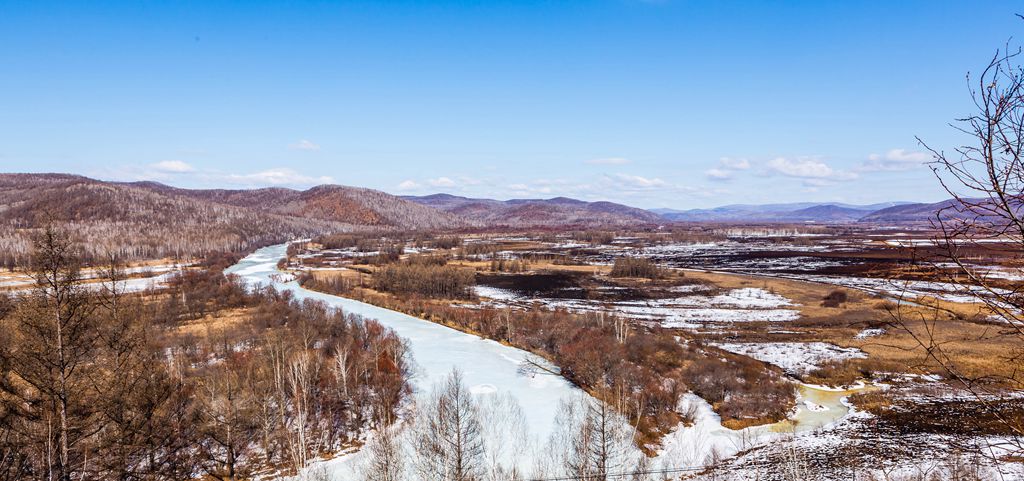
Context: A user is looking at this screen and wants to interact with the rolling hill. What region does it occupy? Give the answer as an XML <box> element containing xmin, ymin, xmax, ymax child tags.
<box><xmin>656</xmin><ymin>202</ymin><xmax>912</xmax><ymax>223</ymax></box>
<box><xmin>0</xmin><ymin>174</ymin><xmax>465</xmax><ymax>263</ymax></box>
<box><xmin>128</xmin><ymin>182</ymin><xmax>467</xmax><ymax>230</ymax></box>
<box><xmin>402</xmin><ymin>193</ymin><xmax>663</xmax><ymax>227</ymax></box>
<box><xmin>855</xmin><ymin>198</ymin><xmax>1018</xmax><ymax>224</ymax></box>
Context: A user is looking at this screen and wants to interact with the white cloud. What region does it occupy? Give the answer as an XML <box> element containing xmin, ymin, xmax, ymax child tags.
<box><xmin>768</xmin><ymin>156</ymin><xmax>857</xmax><ymax>180</ymax></box>
<box><xmin>705</xmin><ymin>168</ymin><xmax>733</xmax><ymax>181</ymax></box>
<box><xmin>502</xmin><ymin>174</ymin><xmax>670</xmax><ymax>200</ymax></box>
<box><xmin>508</xmin><ymin>183</ymin><xmax>553</xmax><ymax>195</ymax></box>
<box><xmin>391</xmin><ymin>175</ymin><xmax>482</xmax><ymax>193</ymax></box>
<box><xmin>860</xmin><ymin>149</ymin><xmax>931</xmax><ymax>172</ymax></box>
<box><xmin>427</xmin><ymin>176</ymin><xmax>457</xmax><ymax>188</ymax></box>
<box><xmin>290</xmin><ymin>139</ymin><xmax>321</xmax><ymax>151</ymax></box>
<box><xmin>102</xmin><ymin>162</ymin><xmax>334</xmax><ymax>189</ymax></box>
<box><xmin>705</xmin><ymin>157</ymin><xmax>751</xmax><ymax>181</ymax></box>
<box><xmin>397</xmin><ymin>180</ymin><xmax>420</xmax><ymax>191</ymax></box>
<box><xmin>225</xmin><ymin>168</ymin><xmax>333</xmax><ymax>187</ymax></box>
<box><xmin>801</xmin><ymin>178</ymin><xmax>836</xmax><ymax>187</ymax></box>
<box><xmin>766</xmin><ymin>156</ymin><xmax>858</xmax><ymax>188</ymax></box>
<box><xmin>611</xmin><ymin>173</ymin><xmax>667</xmax><ymax>189</ymax></box>
<box><xmin>768</xmin><ymin>157</ymin><xmax>833</xmax><ymax>178</ymax></box>
<box><xmin>719</xmin><ymin>157</ymin><xmax>751</xmax><ymax>170</ymax></box>
<box><xmin>585</xmin><ymin>157</ymin><xmax>632</xmax><ymax>165</ymax></box>
<box><xmin>150</xmin><ymin>160</ymin><xmax>194</xmax><ymax>173</ymax></box>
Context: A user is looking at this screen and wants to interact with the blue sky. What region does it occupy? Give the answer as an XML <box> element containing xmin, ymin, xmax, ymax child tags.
<box><xmin>1</xmin><ymin>1</ymin><xmax>1020</xmax><ymax>209</ymax></box>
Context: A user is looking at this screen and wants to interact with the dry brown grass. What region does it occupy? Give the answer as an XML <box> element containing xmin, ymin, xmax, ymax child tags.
<box><xmin>660</xmin><ymin>268</ymin><xmax>1018</xmax><ymax>386</ymax></box>
<box><xmin>851</xmin><ymin>317</ymin><xmax>1020</xmax><ymax>382</ymax></box>
<box><xmin>173</xmin><ymin>307</ymin><xmax>254</xmax><ymax>337</ymax></box>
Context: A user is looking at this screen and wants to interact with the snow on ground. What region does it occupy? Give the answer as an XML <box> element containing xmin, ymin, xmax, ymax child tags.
<box><xmin>710</xmin><ymin>287</ymin><xmax>794</xmax><ymax>308</ymax></box>
<box><xmin>111</xmin><ymin>271</ymin><xmax>181</xmax><ymax>292</ymax></box>
<box><xmin>716</xmin><ymin>395</ymin><xmax>1024</xmax><ymax>481</ymax></box>
<box><xmin>549</xmin><ymin>241</ymin><xmax>589</xmax><ymax>249</ymax></box>
<box><xmin>803</xmin><ymin>400</ymin><xmax>828</xmax><ymax>412</ymax></box>
<box><xmin>669</xmin><ymin>284</ymin><xmax>714</xmax><ymax>293</ymax></box>
<box><xmin>980</xmin><ymin>266</ymin><xmax>1024</xmax><ymax>281</ymax></box>
<box><xmin>0</xmin><ymin>276</ymin><xmax>32</xmax><ymax>288</ymax></box>
<box><xmin>0</xmin><ymin>262</ymin><xmax>191</xmax><ymax>290</ymax></box>
<box><xmin>2</xmin><ymin>268</ymin><xmax>186</xmax><ymax>294</ymax></box>
<box><xmin>774</xmin><ymin>274</ymin><xmax>1014</xmax><ymax>305</ymax></box>
<box><xmin>714</xmin><ymin>342</ymin><xmax>867</xmax><ymax>375</ymax></box>
<box><xmin>856</xmin><ymin>328</ymin><xmax>886</xmax><ymax>339</ymax></box>
<box><xmin>656</xmin><ymin>384</ymin><xmax>868</xmax><ymax>473</ymax></box>
<box><xmin>472</xmin><ymin>286</ymin><xmax>801</xmax><ymax>329</ymax></box>
<box><xmin>654</xmin><ymin>307</ymin><xmax>801</xmax><ymax>328</ymax></box>
<box><xmin>471</xmin><ymin>285</ymin><xmax>522</xmax><ymax>301</ymax></box>
<box><xmin>656</xmin><ymin>393</ymin><xmax>757</xmax><ymax>468</ymax></box>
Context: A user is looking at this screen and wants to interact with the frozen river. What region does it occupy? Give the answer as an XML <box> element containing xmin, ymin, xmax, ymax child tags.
<box><xmin>226</xmin><ymin>244</ymin><xmax>584</xmax><ymax>478</ymax></box>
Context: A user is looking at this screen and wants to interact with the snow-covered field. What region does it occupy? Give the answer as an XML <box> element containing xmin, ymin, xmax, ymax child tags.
<box><xmin>109</xmin><ymin>270</ymin><xmax>183</xmax><ymax>293</ymax></box>
<box><xmin>714</xmin><ymin>342</ymin><xmax>868</xmax><ymax>375</ymax></box>
<box><xmin>1</xmin><ymin>264</ymin><xmax>188</xmax><ymax>294</ymax></box>
<box><xmin>473</xmin><ymin>285</ymin><xmax>801</xmax><ymax>329</ymax></box>
<box><xmin>774</xmin><ymin>274</ymin><xmax>1014</xmax><ymax>305</ymax></box>
<box><xmin>0</xmin><ymin>262</ymin><xmax>191</xmax><ymax>291</ymax></box>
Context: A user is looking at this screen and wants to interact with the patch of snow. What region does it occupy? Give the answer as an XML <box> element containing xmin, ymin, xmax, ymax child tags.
<box><xmin>472</xmin><ymin>285</ymin><xmax>522</xmax><ymax>301</ymax></box>
<box><xmin>803</xmin><ymin>400</ymin><xmax>828</xmax><ymax>412</ymax></box>
<box><xmin>714</xmin><ymin>342</ymin><xmax>867</xmax><ymax>375</ymax></box>
<box><xmin>856</xmin><ymin>328</ymin><xmax>885</xmax><ymax>339</ymax></box>
<box><xmin>710</xmin><ymin>288</ymin><xmax>793</xmax><ymax>308</ymax></box>
<box><xmin>473</xmin><ymin>286</ymin><xmax>801</xmax><ymax>328</ymax></box>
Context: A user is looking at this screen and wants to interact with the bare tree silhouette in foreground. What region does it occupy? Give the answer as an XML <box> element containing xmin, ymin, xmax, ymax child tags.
<box><xmin>897</xmin><ymin>22</ymin><xmax>1024</xmax><ymax>463</ymax></box>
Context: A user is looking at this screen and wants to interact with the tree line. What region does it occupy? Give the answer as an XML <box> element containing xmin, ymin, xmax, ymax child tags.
<box><xmin>374</xmin><ymin>262</ymin><xmax>477</xmax><ymax>299</ymax></box>
<box><xmin>0</xmin><ymin>228</ymin><xmax>411</xmax><ymax>481</ymax></box>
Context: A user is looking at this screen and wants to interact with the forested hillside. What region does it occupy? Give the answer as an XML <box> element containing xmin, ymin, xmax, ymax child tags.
<box><xmin>403</xmin><ymin>193</ymin><xmax>662</xmax><ymax>227</ymax></box>
<box><xmin>137</xmin><ymin>182</ymin><xmax>468</xmax><ymax>230</ymax></box>
<box><xmin>0</xmin><ymin>174</ymin><xmax>464</xmax><ymax>265</ymax></box>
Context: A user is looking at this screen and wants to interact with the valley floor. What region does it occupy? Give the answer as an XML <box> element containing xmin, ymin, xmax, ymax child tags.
<box><xmin>282</xmin><ymin>227</ymin><xmax>1024</xmax><ymax>480</ymax></box>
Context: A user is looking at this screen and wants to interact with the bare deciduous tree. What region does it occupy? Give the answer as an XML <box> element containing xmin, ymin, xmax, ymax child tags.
<box><xmin>2</xmin><ymin>227</ymin><xmax>101</xmax><ymax>481</ymax></box>
<box><xmin>547</xmin><ymin>395</ymin><xmax>644</xmax><ymax>481</ymax></box>
<box><xmin>414</xmin><ymin>369</ymin><xmax>487</xmax><ymax>481</ymax></box>
<box><xmin>906</xmin><ymin>26</ymin><xmax>1024</xmax><ymax>460</ymax></box>
<box><xmin>360</xmin><ymin>425</ymin><xmax>406</xmax><ymax>481</ymax></box>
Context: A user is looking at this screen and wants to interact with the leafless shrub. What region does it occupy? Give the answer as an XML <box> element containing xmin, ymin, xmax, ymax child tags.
<box><xmin>821</xmin><ymin>289</ymin><xmax>849</xmax><ymax>308</ymax></box>
<box><xmin>609</xmin><ymin>257</ymin><xmax>662</xmax><ymax>279</ymax></box>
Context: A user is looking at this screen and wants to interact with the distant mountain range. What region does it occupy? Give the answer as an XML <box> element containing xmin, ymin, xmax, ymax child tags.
<box><xmin>857</xmin><ymin>199</ymin><xmax>982</xmax><ymax>223</ymax></box>
<box><xmin>653</xmin><ymin>201</ymin><xmax>918</xmax><ymax>223</ymax></box>
<box><xmin>401</xmin><ymin>193</ymin><xmax>662</xmax><ymax>228</ymax></box>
